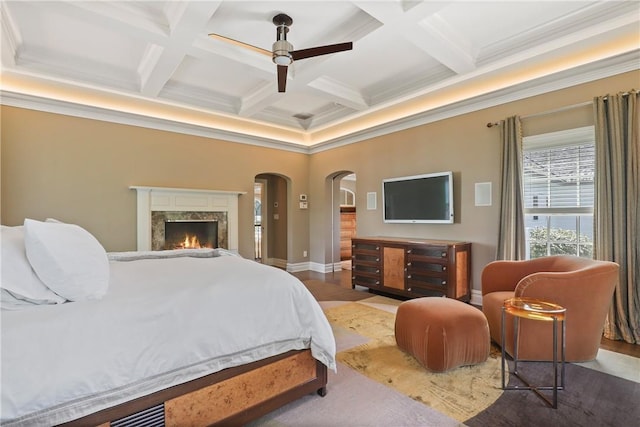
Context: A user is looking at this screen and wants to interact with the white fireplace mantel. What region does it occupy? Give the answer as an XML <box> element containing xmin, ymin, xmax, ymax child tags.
<box><xmin>130</xmin><ymin>186</ymin><xmax>246</xmax><ymax>252</ymax></box>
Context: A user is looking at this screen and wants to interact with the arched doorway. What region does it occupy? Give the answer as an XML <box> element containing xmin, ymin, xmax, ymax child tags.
<box><xmin>255</xmin><ymin>173</ymin><xmax>289</xmax><ymax>268</ymax></box>
<box><xmin>339</xmin><ymin>174</ymin><xmax>356</xmax><ymax>270</ymax></box>
<box><xmin>328</xmin><ymin>171</ymin><xmax>356</xmax><ymax>272</ymax></box>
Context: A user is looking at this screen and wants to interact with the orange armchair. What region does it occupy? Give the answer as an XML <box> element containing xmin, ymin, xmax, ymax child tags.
<box><xmin>481</xmin><ymin>255</ymin><xmax>619</xmax><ymax>362</ymax></box>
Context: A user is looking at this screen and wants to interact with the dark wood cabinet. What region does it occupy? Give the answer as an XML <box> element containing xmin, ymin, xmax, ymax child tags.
<box><xmin>351</xmin><ymin>236</ymin><xmax>471</xmax><ymax>301</ymax></box>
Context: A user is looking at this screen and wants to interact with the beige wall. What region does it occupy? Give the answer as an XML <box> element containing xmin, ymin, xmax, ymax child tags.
<box><xmin>2</xmin><ymin>70</ymin><xmax>638</xmax><ymax>291</ymax></box>
<box><xmin>308</xmin><ymin>70</ymin><xmax>639</xmax><ymax>289</ymax></box>
<box><xmin>0</xmin><ymin>108</ymin><xmax>310</xmax><ymax>260</ymax></box>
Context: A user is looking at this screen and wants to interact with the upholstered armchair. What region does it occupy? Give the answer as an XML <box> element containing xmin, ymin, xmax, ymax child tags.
<box><xmin>481</xmin><ymin>255</ymin><xmax>619</xmax><ymax>362</ymax></box>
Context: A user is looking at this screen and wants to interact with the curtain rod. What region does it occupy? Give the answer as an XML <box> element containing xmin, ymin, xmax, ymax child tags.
<box><xmin>486</xmin><ymin>101</ymin><xmax>590</xmax><ymax>128</ymax></box>
<box><xmin>486</xmin><ymin>90</ymin><xmax>636</xmax><ymax>128</ymax></box>
<box><xmin>600</xmin><ymin>90</ymin><xmax>633</xmax><ymax>100</ymax></box>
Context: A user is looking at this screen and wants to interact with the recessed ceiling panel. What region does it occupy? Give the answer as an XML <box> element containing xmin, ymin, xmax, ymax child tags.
<box><xmin>170</xmin><ymin>55</ymin><xmax>268</xmax><ymax>97</ymax></box>
<box><xmin>11</xmin><ymin>2</ymin><xmax>147</xmax><ymax>69</ymax></box>
<box><xmin>437</xmin><ymin>2</ymin><xmax>592</xmax><ymax>48</ymax></box>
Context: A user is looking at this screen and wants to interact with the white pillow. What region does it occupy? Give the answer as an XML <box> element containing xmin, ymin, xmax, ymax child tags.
<box><xmin>24</xmin><ymin>219</ymin><xmax>109</xmax><ymax>301</ymax></box>
<box><xmin>0</xmin><ymin>225</ymin><xmax>66</xmax><ymax>304</ymax></box>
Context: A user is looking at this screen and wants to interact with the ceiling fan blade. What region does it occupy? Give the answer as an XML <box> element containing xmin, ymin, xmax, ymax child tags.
<box><xmin>277</xmin><ymin>65</ymin><xmax>288</xmax><ymax>92</ymax></box>
<box><xmin>291</xmin><ymin>42</ymin><xmax>352</xmax><ymax>61</ymax></box>
<box><xmin>208</xmin><ymin>33</ymin><xmax>271</xmax><ymax>57</ymax></box>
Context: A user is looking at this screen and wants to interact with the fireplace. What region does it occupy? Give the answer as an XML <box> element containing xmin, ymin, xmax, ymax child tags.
<box><xmin>151</xmin><ymin>211</ymin><xmax>227</xmax><ymax>251</ymax></box>
<box><xmin>151</xmin><ymin>211</ymin><xmax>229</xmax><ymax>251</ymax></box>
<box><xmin>164</xmin><ymin>220</ymin><xmax>218</xmax><ymax>249</ymax></box>
<box><xmin>131</xmin><ymin>186</ymin><xmax>245</xmax><ymax>253</ymax></box>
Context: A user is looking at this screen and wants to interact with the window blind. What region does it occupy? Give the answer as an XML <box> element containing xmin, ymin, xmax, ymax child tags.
<box><xmin>522</xmin><ymin>127</ymin><xmax>595</xmax><ymax>214</ymax></box>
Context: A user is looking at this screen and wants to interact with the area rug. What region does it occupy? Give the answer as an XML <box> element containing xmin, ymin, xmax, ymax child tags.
<box><xmin>465</xmin><ymin>352</ymin><xmax>640</xmax><ymax>427</ymax></box>
<box><xmin>249</xmin><ymin>294</ymin><xmax>640</xmax><ymax>427</ymax></box>
<box><xmin>323</xmin><ymin>300</ymin><xmax>504</xmax><ymax>423</ymax></box>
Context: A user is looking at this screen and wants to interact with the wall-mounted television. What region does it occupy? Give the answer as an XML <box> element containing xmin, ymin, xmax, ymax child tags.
<box><xmin>382</xmin><ymin>171</ymin><xmax>454</xmax><ymax>224</ymax></box>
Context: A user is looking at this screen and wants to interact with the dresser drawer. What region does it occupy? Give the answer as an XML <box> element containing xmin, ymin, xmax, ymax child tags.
<box><xmin>352</xmin><ymin>263</ymin><xmax>381</xmax><ymax>277</ymax></box>
<box><xmin>406</xmin><ymin>245</ymin><xmax>449</xmax><ymax>262</ymax></box>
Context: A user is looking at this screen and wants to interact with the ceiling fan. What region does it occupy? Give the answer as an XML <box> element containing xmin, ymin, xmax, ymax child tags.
<box><xmin>209</xmin><ymin>13</ymin><xmax>353</xmax><ymax>93</ymax></box>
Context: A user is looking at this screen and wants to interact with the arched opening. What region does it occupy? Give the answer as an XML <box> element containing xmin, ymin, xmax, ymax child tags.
<box><xmin>254</xmin><ymin>173</ymin><xmax>289</xmax><ymax>268</ymax></box>
<box><xmin>326</xmin><ymin>170</ymin><xmax>356</xmax><ymax>272</ymax></box>
<box><xmin>339</xmin><ymin>174</ymin><xmax>356</xmax><ymax>270</ymax></box>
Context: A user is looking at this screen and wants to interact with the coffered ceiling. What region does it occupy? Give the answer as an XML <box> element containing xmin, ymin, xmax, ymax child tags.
<box><xmin>1</xmin><ymin>1</ymin><xmax>638</xmax><ymax>151</ymax></box>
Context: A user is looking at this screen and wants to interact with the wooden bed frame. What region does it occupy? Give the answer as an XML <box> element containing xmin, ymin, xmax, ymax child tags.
<box><xmin>58</xmin><ymin>349</ymin><xmax>327</xmax><ymax>426</ymax></box>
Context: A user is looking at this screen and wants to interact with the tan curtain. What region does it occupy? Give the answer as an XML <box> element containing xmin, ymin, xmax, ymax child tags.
<box><xmin>496</xmin><ymin>116</ymin><xmax>526</xmax><ymax>260</ymax></box>
<box><xmin>593</xmin><ymin>90</ymin><xmax>639</xmax><ymax>344</ymax></box>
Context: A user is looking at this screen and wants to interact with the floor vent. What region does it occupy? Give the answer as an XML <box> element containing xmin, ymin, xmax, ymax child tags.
<box><xmin>111</xmin><ymin>403</ymin><xmax>165</xmax><ymax>427</ymax></box>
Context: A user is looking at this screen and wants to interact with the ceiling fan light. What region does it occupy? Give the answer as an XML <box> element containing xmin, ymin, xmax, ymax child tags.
<box><xmin>273</xmin><ymin>39</ymin><xmax>293</xmax><ymax>65</ymax></box>
<box><xmin>273</xmin><ymin>54</ymin><xmax>293</xmax><ymax>65</ymax></box>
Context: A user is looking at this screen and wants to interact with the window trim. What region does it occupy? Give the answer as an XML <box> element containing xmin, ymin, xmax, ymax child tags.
<box><xmin>522</xmin><ymin>126</ymin><xmax>595</xmax><ymax>259</ymax></box>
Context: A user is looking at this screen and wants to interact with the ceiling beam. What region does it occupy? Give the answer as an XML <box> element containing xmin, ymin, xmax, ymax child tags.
<box><xmin>139</xmin><ymin>2</ymin><xmax>222</xmax><ymax>96</ymax></box>
<box><xmin>352</xmin><ymin>1</ymin><xmax>476</xmax><ymax>74</ymax></box>
<box><xmin>307</xmin><ymin>76</ymin><xmax>368</xmax><ymax>110</ymax></box>
<box><xmin>408</xmin><ymin>13</ymin><xmax>476</xmax><ymax>74</ymax></box>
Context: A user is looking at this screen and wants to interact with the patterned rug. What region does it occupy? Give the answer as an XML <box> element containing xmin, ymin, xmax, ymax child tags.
<box><xmin>250</xmin><ymin>295</ymin><xmax>639</xmax><ymax>426</ymax></box>
<box><xmin>323</xmin><ymin>299</ymin><xmax>504</xmax><ymax>422</ymax></box>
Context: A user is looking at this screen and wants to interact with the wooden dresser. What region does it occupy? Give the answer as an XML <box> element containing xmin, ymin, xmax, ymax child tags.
<box><xmin>351</xmin><ymin>236</ymin><xmax>471</xmax><ymax>301</ymax></box>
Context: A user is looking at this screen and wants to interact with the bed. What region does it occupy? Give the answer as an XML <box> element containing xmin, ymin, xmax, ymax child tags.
<box><xmin>1</xmin><ymin>220</ymin><xmax>336</xmax><ymax>426</ymax></box>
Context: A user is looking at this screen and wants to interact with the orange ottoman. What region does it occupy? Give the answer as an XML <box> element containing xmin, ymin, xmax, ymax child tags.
<box><xmin>395</xmin><ymin>297</ymin><xmax>490</xmax><ymax>372</ymax></box>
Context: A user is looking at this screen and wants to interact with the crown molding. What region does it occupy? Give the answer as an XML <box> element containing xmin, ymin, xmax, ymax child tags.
<box><xmin>0</xmin><ymin>90</ymin><xmax>311</xmax><ymax>154</ymax></box>
<box><xmin>1</xmin><ymin>50</ymin><xmax>637</xmax><ymax>154</ymax></box>
<box><xmin>309</xmin><ymin>50</ymin><xmax>639</xmax><ymax>153</ymax></box>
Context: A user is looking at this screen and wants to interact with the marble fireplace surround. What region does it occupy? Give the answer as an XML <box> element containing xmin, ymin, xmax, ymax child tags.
<box><xmin>130</xmin><ymin>186</ymin><xmax>246</xmax><ymax>253</ymax></box>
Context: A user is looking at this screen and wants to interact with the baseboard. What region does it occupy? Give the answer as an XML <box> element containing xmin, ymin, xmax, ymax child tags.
<box><xmin>277</xmin><ymin>261</ymin><xmax>347</xmax><ymax>273</ymax></box>
<box><xmin>286</xmin><ymin>261</ymin><xmax>310</xmax><ymax>272</ymax></box>
<box><xmin>471</xmin><ymin>289</ymin><xmax>483</xmax><ymax>306</ymax></box>
<box><xmin>285</xmin><ymin>261</ymin><xmax>340</xmax><ymax>273</ymax></box>
<box><xmin>264</xmin><ymin>257</ymin><xmax>287</xmax><ymax>269</ymax></box>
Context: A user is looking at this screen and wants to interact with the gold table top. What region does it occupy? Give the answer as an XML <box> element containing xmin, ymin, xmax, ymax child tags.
<box><xmin>503</xmin><ymin>297</ymin><xmax>566</xmax><ymax>321</ymax></box>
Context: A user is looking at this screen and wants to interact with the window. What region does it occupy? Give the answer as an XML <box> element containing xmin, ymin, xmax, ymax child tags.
<box><xmin>340</xmin><ymin>188</ymin><xmax>355</xmax><ymax>206</ymax></box>
<box><xmin>522</xmin><ymin>126</ymin><xmax>595</xmax><ymax>259</ymax></box>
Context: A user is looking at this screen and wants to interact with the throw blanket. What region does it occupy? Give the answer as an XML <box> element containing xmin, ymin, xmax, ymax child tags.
<box><xmin>106</xmin><ymin>247</ymin><xmax>238</xmax><ymax>261</ymax></box>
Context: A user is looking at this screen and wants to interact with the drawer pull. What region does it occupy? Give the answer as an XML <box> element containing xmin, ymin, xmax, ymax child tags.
<box><xmin>376</xmin><ymin>269</ymin><xmax>380</xmax><ymax>273</ymax></box>
<box><xmin>375</xmin><ymin>281</ymin><xmax>380</xmax><ymax>285</ymax></box>
<box><xmin>407</xmin><ymin>249</ymin><xmax>412</xmax><ymax>254</ymax></box>
<box><xmin>441</xmin><ymin>252</ymin><xmax>447</xmax><ymax>257</ymax></box>
<box><xmin>376</xmin><ymin>258</ymin><xmax>380</xmax><ymax>262</ymax></box>
<box><xmin>407</xmin><ymin>287</ymin><xmax>412</xmax><ymax>292</ymax></box>
<box><xmin>407</xmin><ymin>262</ymin><xmax>412</xmax><ymax>267</ymax></box>
<box><xmin>442</xmin><ymin>280</ymin><xmax>447</xmax><ymax>285</ymax></box>
<box><xmin>376</xmin><ymin>246</ymin><xmax>380</xmax><ymax>250</ymax></box>
<box><xmin>442</xmin><ymin>266</ymin><xmax>447</xmax><ymax>271</ymax></box>
<box><xmin>407</xmin><ymin>274</ymin><xmax>412</xmax><ymax>279</ymax></box>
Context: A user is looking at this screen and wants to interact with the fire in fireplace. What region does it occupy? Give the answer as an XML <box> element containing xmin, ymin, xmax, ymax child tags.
<box><xmin>164</xmin><ymin>220</ymin><xmax>218</xmax><ymax>250</ymax></box>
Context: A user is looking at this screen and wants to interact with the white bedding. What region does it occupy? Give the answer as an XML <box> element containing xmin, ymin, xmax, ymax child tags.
<box><xmin>1</xmin><ymin>255</ymin><xmax>336</xmax><ymax>426</ymax></box>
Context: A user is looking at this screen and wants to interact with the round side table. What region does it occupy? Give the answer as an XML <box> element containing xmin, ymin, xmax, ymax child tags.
<box><xmin>501</xmin><ymin>297</ymin><xmax>566</xmax><ymax>408</ymax></box>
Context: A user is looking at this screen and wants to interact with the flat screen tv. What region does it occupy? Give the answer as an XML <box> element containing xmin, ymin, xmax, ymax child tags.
<box><xmin>383</xmin><ymin>171</ymin><xmax>454</xmax><ymax>223</ymax></box>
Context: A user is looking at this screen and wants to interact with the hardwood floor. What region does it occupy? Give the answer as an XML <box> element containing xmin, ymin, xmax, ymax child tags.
<box><xmin>291</xmin><ymin>269</ymin><xmax>640</xmax><ymax>359</ymax></box>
